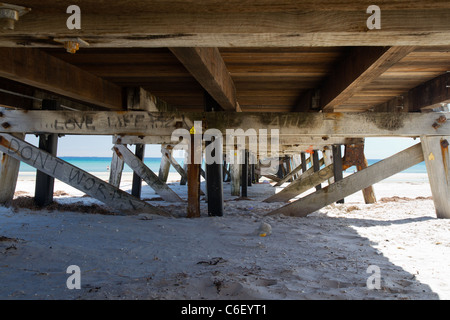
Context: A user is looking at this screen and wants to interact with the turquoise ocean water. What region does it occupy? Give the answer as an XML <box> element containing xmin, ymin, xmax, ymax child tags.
<box><xmin>18</xmin><ymin>157</ymin><xmax>427</xmax><ymax>174</ymax></box>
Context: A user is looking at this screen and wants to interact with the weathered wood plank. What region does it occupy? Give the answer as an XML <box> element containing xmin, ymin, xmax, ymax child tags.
<box><xmin>0</xmin><ymin>49</ymin><xmax>123</xmax><ymax>110</ymax></box>
<box><xmin>267</xmin><ymin>143</ymin><xmax>424</xmax><ymax>217</ymax></box>
<box><xmin>1</xmin><ymin>110</ymin><xmax>448</xmax><ymax>137</ymax></box>
<box><xmin>421</xmin><ymin>135</ymin><xmax>450</xmax><ymax>219</ymax></box>
<box><xmin>114</xmin><ymin>144</ymin><xmax>183</xmax><ymax>202</ymax></box>
<box><xmin>4</xmin><ymin>4</ymin><xmax>450</xmax><ymax>47</ymax></box>
<box><xmin>264</xmin><ymin>163</ymin><xmax>334</xmax><ymax>203</ymax></box>
<box><xmin>158</xmin><ymin>146</ymin><xmax>172</xmax><ymax>183</ymax></box>
<box><xmin>0</xmin><ymin>133</ymin><xmax>170</xmax><ymax>216</ymax></box>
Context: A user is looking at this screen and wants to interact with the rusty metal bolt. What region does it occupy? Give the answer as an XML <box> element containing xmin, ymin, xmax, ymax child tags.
<box><xmin>1</xmin><ymin>122</ymin><xmax>10</xmax><ymax>129</ymax></box>
<box><xmin>441</xmin><ymin>139</ymin><xmax>449</xmax><ymax>149</ymax></box>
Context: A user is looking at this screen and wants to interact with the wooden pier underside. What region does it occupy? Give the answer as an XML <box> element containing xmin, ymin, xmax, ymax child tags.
<box><xmin>0</xmin><ymin>1</ymin><xmax>450</xmax><ymax>218</ymax></box>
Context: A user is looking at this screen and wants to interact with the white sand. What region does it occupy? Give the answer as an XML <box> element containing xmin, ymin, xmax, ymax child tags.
<box><xmin>1</xmin><ymin>171</ymin><xmax>449</xmax><ymax>300</ymax></box>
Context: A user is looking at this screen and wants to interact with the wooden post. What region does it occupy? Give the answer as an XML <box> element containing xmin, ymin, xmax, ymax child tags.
<box><xmin>205</xmin><ymin>140</ymin><xmax>224</xmax><ymax>217</ymax></box>
<box><xmin>312</xmin><ymin>150</ymin><xmax>322</xmax><ymax>191</ymax></box>
<box><xmin>131</xmin><ymin>144</ymin><xmax>145</xmax><ymax>199</ymax></box>
<box><xmin>158</xmin><ymin>145</ymin><xmax>171</xmax><ymax>183</ymax></box>
<box><xmin>187</xmin><ymin>134</ymin><xmax>201</xmax><ymax>218</ymax></box>
<box><xmin>267</xmin><ymin>143</ymin><xmax>424</xmax><ymax>217</ymax></box>
<box><xmin>35</xmin><ymin>99</ymin><xmax>58</xmax><ymax>207</ymax></box>
<box><xmin>0</xmin><ymin>133</ymin><xmax>24</xmax><ymax>206</ymax></box>
<box><xmin>332</xmin><ymin>145</ymin><xmax>345</xmax><ymax>204</ymax></box>
<box><xmin>300</xmin><ymin>152</ymin><xmax>307</xmax><ymax>172</ymax></box>
<box><xmin>230</xmin><ymin>161</ymin><xmax>241</xmax><ymax>196</ymax></box>
<box><xmin>241</xmin><ymin>149</ymin><xmax>248</xmax><ymax>197</ymax></box>
<box><xmin>343</xmin><ymin>142</ymin><xmax>376</xmax><ymax>204</ymax></box>
<box><xmin>109</xmin><ymin>146</ymin><xmax>125</xmax><ymax>188</ymax></box>
<box><xmin>34</xmin><ymin>133</ymin><xmax>58</xmax><ymax>206</ymax></box>
<box><xmin>357</xmin><ymin>156</ymin><xmax>377</xmax><ymax>204</ymax></box>
<box><xmin>421</xmin><ymin>135</ymin><xmax>450</xmax><ymax>219</ymax></box>
<box><xmin>264</xmin><ymin>163</ymin><xmax>334</xmax><ymax>203</ymax></box>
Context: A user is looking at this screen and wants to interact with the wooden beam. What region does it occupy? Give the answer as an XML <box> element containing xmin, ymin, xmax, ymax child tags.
<box><xmin>267</xmin><ymin>143</ymin><xmax>424</xmax><ymax>217</ymax></box>
<box><xmin>169</xmin><ymin>48</ymin><xmax>238</xmax><ymax>112</ymax></box>
<box><xmin>4</xmin><ymin>4</ymin><xmax>450</xmax><ymax>47</ymax></box>
<box><xmin>113</xmin><ymin>144</ymin><xmax>183</xmax><ymax>202</ymax></box>
<box><xmin>0</xmin><ymin>48</ymin><xmax>123</xmax><ymax>110</ymax></box>
<box><xmin>375</xmin><ymin>72</ymin><xmax>450</xmax><ymax>112</ymax></box>
<box><xmin>1</xmin><ymin>110</ymin><xmax>448</xmax><ymax>138</ymax></box>
<box><xmin>0</xmin><ymin>133</ymin><xmax>171</xmax><ymax>216</ymax></box>
<box><xmin>421</xmin><ymin>135</ymin><xmax>450</xmax><ymax>219</ymax></box>
<box><xmin>295</xmin><ymin>47</ymin><xmax>414</xmax><ymax>112</ymax></box>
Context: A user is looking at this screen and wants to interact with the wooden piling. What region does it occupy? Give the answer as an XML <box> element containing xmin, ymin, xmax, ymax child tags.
<box><xmin>187</xmin><ymin>134</ymin><xmax>201</xmax><ymax>218</ymax></box>
<box><xmin>0</xmin><ymin>133</ymin><xmax>24</xmax><ymax>206</ymax></box>
<box><xmin>131</xmin><ymin>144</ymin><xmax>145</xmax><ymax>199</ymax></box>
<box><xmin>422</xmin><ymin>135</ymin><xmax>450</xmax><ymax>219</ymax></box>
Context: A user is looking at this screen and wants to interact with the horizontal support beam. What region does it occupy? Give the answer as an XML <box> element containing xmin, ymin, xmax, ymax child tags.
<box><xmin>0</xmin><ymin>48</ymin><xmax>123</xmax><ymax>110</ymax></box>
<box><xmin>0</xmin><ymin>133</ymin><xmax>170</xmax><ymax>217</ymax></box>
<box><xmin>169</xmin><ymin>48</ymin><xmax>238</xmax><ymax>111</ymax></box>
<box><xmin>376</xmin><ymin>72</ymin><xmax>450</xmax><ymax>112</ymax></box>
<box><xmin>0</xmin><ymin>110</ymin><xmax>448</xmax><ymax>137</ymax></box>
<box><xmin>3</xmin><ymin>5</ymin><xmax>450</xmax><ymax>47</ymax></box>
<box><xmin>267</xmin><ymin>143</ymin><xmax>424</xmax><ymax>217</ymax></box>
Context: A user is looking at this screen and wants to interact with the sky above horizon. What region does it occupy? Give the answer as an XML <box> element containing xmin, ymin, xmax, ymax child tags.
<box><xmin>24</xmin><ymin>135</ymin><xmax>420</xmax><ymax>160</ymax></box>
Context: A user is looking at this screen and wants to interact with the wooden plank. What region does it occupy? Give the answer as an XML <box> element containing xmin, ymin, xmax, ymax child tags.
<box><xmin>0</xmin><ymin>133</ymin><xmax>170</xmax><ymax>216</ymax></box>
<box><xmin>267</xmin><ymin>143</ymin><xmax>424</xmax><ymax>217</ymax></box>
<box><xmin>295</xmin><ymin>47</ymin><xmax>414</xmax><ymax>112</ymax></box>
<box><xmin>421</xmin><ymin>135</ymin><xmax>450</xmax><ymax>219</ymax></box>
<box><xmin>0</xmin><ymin>49</ymin><xmax>123</xmax><ymax>110</ymax></box>
<box><xmin>114</xmin><ymin>144</ymin><xmax>183</xmax><ymax>203</ymax></box>
<box><xmin>4</xmin><ymin>4</ymin><xmax>450</xmax><ymax>47</ymax></box>
<box><xmin>0</xmin><ymin>133</ymin><xmax>24</xmax><ymax>206</ymax></box>
<box><xmin>264</xmin><ymin>163</ymin><xmax>334</xmax><ymax>203</ymax></box>
<box><xmin>1</xmin><ymin>110</ymin><xmax>448</xmax><ymax>137</ymax></box>
<box><xmin>169</xmin><ymin>48</ymin><xmax>238</xmax><ymax>111</ymax></box>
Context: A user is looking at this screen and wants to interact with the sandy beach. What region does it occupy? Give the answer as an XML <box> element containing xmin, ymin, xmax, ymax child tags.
<box><xmin>0</xmin><ymin>171</ymin><xmax>449</xmax><ymax>300</ymax></box>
